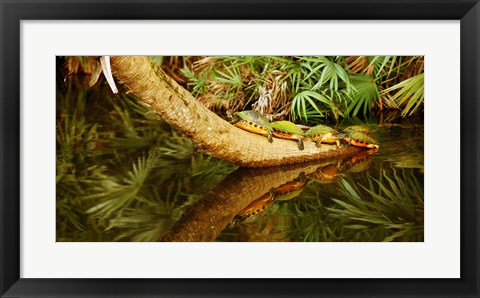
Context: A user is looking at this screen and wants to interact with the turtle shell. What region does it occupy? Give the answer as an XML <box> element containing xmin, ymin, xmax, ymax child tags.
<box><xmin>305</xmin><ymin>124</ymin><xmax>337</xmax><ymax>136</ymax></box>
<box><xmin>309</xmin><ymin>164</ymin><xmax>342</xmax><ymax>183</ymax></box>
<box><xmin>270</xmin><ymin>121</ymin><xmax>305</xmax><ymax>150</ymax></box>
<box><xmin>271</xmin><ymin>121</ymin><xmax>305</xmax><ymax>135</ymax></box>
<box><xmin>342</xmin><ymin>126</ymin><xmax>379</xmax><ymax>149</ymax></box>
<box><xmin>343</xmin><ymin>125</ymin><xmax>374</xmax><ymax>132</ymax></box>
<box><xmin>235</xmin><ymin>110</ymin><xmax>273</xmax><ymax>129</ymax></box>
<box><xmin>232</xmin><ymin>110</ymin><xmax>274</xmax><ymax>143</ymax></box>
<box><xmin>304</xmin><ymin>125</ymin><xmax>341</xmax><ymax>147</ymax></box>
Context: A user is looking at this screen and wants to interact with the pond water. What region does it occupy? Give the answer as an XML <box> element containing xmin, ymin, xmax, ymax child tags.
<box><xmin>179</xmin><ymin>123</ymin><xmax>424</xmax><ymax>242</ymax></box>
<box><xmin>212</xmin><ymin>124</ymin><xmax>424</xmax><ymax>242</ymax></box>
<box><xmin>56</xmin><ymin>78</ymin><xmax>424</xmax><ymax>242</ymax></box>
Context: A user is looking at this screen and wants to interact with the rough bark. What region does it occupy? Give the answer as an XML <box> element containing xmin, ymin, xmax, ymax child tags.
<box><xmin>110</xmin><ymin>56</ymin><xmax>362</xmax><ymax>167</ymax></box>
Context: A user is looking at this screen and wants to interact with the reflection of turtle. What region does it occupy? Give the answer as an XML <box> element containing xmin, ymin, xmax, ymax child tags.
<box><xmin>232</xmin><ymin>173</ymin><xmax>309</xmax><ymax>225</ymax></box>
<box><xmin>270</xmin><ymin>121</ymin><xmax>305</xmax><ymax>150</ymax></box>
<box><xmin>342</xmin><ymin>126</ymin><xmax>379</xmax><ymax>149</ymax></box>
<box><xmin>228</xmin><ymin>110</ymin><xmax>274</xmax><ymax>143</ymax></box>
<box><xmin>309</xmin><ymin>162</ymin><xmax>343</xmax><ymax>183</ymax></box>
<box><xmin>274</xmin><ymin>173</ymin><xmax>308</xmax><ymax>201</ymax></box>
<box><xmin>232</xmin><ymin>189</ymin><xmax>275</xmax><ymax>224</ymax></box>
<box><xmin>341</xmin><ymin>150</ymin><xmax>376</xmax><ymax>173</ymax></box>
<box><xmin>304</xmin><ymin>125</ymin><xmax>342</xmax><ymax>147</ymax></box>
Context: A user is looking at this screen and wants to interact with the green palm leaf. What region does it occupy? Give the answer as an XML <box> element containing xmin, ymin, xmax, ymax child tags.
<box><xmin>383</xmin><ymin>73</ymin><xmax>424</xmax><ymax>116</ymax></box>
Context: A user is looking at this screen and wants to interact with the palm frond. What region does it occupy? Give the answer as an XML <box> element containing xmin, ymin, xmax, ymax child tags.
<box><xmin>326</xmin><ymin>168</ymin><xmax>423</xmax><ymax>241</ymax></box>
<box><xmin>346</xmin><ymin>74</ymin><xmax>380</xmax><ymax>117</ymax></box>
<box><xmin>382</xmin><ymin>73</ymin><xmax>424</xmax><ymax>116</ymax></box>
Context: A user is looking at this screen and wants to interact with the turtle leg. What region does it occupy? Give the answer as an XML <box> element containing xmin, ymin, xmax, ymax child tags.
<box><xmin>267</xmin><ymin>132</ymin><xmax>274</xmax><ymax>143</ymax></box>
<box><xmin>335</xmin><ymin>139</ymin><xmax>340</xmax><ymax>148</ymax></box>
<box><xmin>298</xmin><ymin>172</ymin><xmax>307</xmax><ymax>182</ymax></box>
<box><xmin>298</xmin><ymin>138</ymin><xmax>305</xmax><ymax>151</ymax></box>
<box><xmin>344</xmin><ymin>137</ymin><xmax>351</xmax><ymax>147</ymax></box>
<box><xmin>315</xmin><ymin>136</ymin><xmax>324</xmax><ymax>147</ymax></box>
<box><xmin>335</xmin><ymin>160</ymin><xmax>342</xmax><ymax>168</ymax></box>
<box><xmin>226</xmin><ymin>111</ymin><xmax>236</xmax><ymax>123</ymax></box>
<box><xmin>229</xmin><ymin>114</ymin><xmax>240</xmax><ymax>125</ymax></box>
<box><xmin>269</xmin><ymin>188</ymin><xmax>276</xmax><ymax>201</ymax></box>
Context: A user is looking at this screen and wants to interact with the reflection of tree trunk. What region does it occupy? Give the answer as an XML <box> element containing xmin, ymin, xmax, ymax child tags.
<box><xmin>110</xmin><ymin>56</ymin><xmax>362</xmax><ymax>167</ymax></box>
<box><xmin>161</xmin><ymin>158</ymin><xmax>354</xmax><ymax>242</ymax></box>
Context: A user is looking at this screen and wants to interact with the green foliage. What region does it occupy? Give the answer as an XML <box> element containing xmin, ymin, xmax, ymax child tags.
<box><xmin>57</xmin><ymin>57</ymin><xmax>423</xmax><ymax>242</ymax></box>
<box><xmin>276</xmin><ymin>194</ymin><xmax>345</xmax><ymax>242</ymax></box>
<box><xmin>56</xmin><ymin>77</ymin><xmax>237</xmax><ymax>241</ymax></box>
<box><xmin>347</xmin><ymin>74</ymin><xmax>380</xmax><ymax>117</ymax></box>
<box><xmin>326</xmin><ymin>168</ymin><xmax>423</xmax><ymax>242</ymax></box>
<box><xmin>383</xmin><ymin>73</ymin><xmax>424</xmax><ymax>116</ymax></box>
<box><xmin>149</xmin><ymin>56</ymin><xmax>164</xmax><ymax>67</ymax></box>
<box><xmin>180</xmin><ymin>56</ymin><xmax>424</xmax><ymax>124</ymax></box>
<box><xmin>220</xmin><ymin>166</ymin><xmax>423</xmax><ymax>242</ymax></box>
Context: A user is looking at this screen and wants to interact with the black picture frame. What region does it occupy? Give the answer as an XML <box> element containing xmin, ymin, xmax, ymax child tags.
<box><xmin>1</xmin><ymin>0</ymin><xmax>479</xmax><ymax>297</ymax></box>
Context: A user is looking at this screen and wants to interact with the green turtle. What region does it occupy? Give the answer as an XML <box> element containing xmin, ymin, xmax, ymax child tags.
<box><xmin>304</xmin><ymin>125</ymin><xmax>343</xmax><ymax>147</ymax></box>
<box><xmin>342</xmin><ymin>126</ymin><xmax>380</xmax><ymax>149</ymax></box>
<box><xmin>228</xmin><ymin>110</ymin><xmax>273</xmax><ymax>143</ymax></box>
<box><xmin>270</xmin><ymin>121</ymin><xmax>305</xmax><ymax>150</ymax></box>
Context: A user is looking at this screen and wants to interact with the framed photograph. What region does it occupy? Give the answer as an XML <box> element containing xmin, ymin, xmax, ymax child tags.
<box><xmin>1</xmin><ymin>0</ymin><xmax>479</xmax><ymax>297</ymax></box>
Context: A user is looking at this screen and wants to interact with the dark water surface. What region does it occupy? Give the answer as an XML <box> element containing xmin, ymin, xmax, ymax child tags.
<box><xmin>56</xmin><ymin>79</ymin><xmax>424</xmax><ymax>242</ymax></box>
<box><xmin>211</xmin><ymin>124</ymin><xmax>424</xmax><ymax>242</ymax></box>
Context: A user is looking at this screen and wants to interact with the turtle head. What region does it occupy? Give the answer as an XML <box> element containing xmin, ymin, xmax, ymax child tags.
<box><xmin>226</xmin><ymin>111</ymin><xmax>240</xmax><ymax>124</ymax></box>
<box><xmin>235</xmin><ymin>213</ymin><xmax>250</xmax><ymax>222</ymax></box>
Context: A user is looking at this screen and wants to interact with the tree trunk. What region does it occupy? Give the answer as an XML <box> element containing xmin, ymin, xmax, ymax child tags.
<box><xmin>110</xmin><ymin>56</ymin><xmax>362</xmax><ymax>167</ymax></box>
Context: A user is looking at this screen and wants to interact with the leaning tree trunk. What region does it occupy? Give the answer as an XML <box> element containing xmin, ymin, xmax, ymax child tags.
<box><xmin>110</xmin><ymin>56</ymin><xmax>362</xmax><ymax>167</ymax></box>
